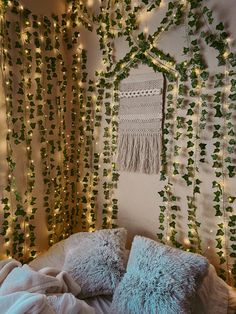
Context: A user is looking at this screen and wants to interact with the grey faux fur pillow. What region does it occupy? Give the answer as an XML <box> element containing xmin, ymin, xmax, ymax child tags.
<box><xmin>62</xmin><ymin>228</ymin><xmax>127</xmax><ymax>298</ymax></box>
<box><xmin>111</xmin><ymin>236</ymin><xmax>209</xmax><ymax>314</ymax></box>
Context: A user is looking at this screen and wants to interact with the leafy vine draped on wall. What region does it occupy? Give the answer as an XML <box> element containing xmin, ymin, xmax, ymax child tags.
<box><xmin>0</xmin><ymin>0</ymin><xmax>236</xmax><ymax>288</ymax></box>
<box><xmin>0</xmin><ymin>0</ymin><xmax>92</xmax><ymax>262</ymax></box>
<box><xmin>67</xmin><ymin>0</ymin><xmax>236</xmax><ymax>286</ymax></box>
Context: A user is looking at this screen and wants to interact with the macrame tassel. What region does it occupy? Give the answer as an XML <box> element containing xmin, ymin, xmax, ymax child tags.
<box><xmin>117</xmin><ymin>132</ymin><xmax>161</xmax><ymax>174</ymax></box>
<box><xmin>117</xmin><ymin>77</ymin><xmax>164</xmax><ymax>174</ymax></box>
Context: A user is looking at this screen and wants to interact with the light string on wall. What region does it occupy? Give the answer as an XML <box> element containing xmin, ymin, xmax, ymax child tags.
<box><xmin>0</xmin><ymin>0</ymin><xmax>88</xmax><ymax>261</ymax></box>
<box><xmin>80</xmin><ymin>49</ymin><xmax>96</xmax><ymax>232</ymax></box>
<box><xmin>0</xmin><ymin>5</ymin><xmax>19</xmax><ymax>259</ymax></box>
<box><xmin>181</xmin><ymin>1</ymin><xmax>234</xmax><ymax>281</ymax></box>
<box><xmin>158</xmin><ymin>77</ymin><xmax>183</xmax><ymax>248</ymax></box>
<box><xmin>70</xmin><ymin>42</ymin><xmax>81</xmax><ymax>232</ymax></box>
<box><xmin>182</xmin><ymin>4</ymin><xmax>205</xmax><ymax>254</ymax></box>
<box><xmin>66</xmin><ymin>0</ymin><xmax>181</xmax><ymax>231</ymax></box>
<box><xmin>176</xmin><ymin>0</ymin><xmax>236</xmax><ymax>284</ymax></box>
<box><xmin>68</xmin><ymin>0</ymin><xmax>194</xmax><ymax>234</ymax></box>
<box><xmin>201</xmin><ymin>6</ymin><xmax>236</xmax><ymax>283</ymax></box>
<box><xmin>0</xmin><ymin>7</ymin><xmax>30</xmax><ymax>261</ymax></box>
<box><xmin>95</xmin><ymin>0</ymin><xmax>181</xmax><ymax>230</ymax></box>
<box><xmin>1</xmin><ymin>0</ymin><xmax>236</xmax><ymax>286</ymax></box>
<box><xmin>20</xmin><ymin>9</ymin><xmax>37</xmax><ymax>259</ymax></box>
<box><xmin>68</xmin><ymin>0</ymin><xmax>236</xmax><ymax>286</ymax></box>
<box><xmin>162</xmin><ymin>0</ymin><xmax>236</xmax><ymax>283</ymax></box>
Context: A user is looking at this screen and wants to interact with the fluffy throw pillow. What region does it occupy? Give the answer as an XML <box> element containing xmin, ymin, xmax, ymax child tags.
<box><xmin>62</xmin><ymin>228</ymin><xmax>127</xmax><ymax>298</ymax></box>
<box><xmin>111</xmin><ymin>236</ymin><xmax>209</xmax><ymax>314</ymax></box>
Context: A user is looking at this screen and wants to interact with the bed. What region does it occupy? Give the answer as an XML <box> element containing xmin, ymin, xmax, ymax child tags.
<box><xmin>0</xmin><ymin>228</ymin><xmax>235</xmax><ymax>313</ymax></box>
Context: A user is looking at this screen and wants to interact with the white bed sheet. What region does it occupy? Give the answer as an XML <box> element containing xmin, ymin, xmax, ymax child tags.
<box><xmin>84</xmin><ymin>295</ymin><xmax>112</xmax><ymax>314</ymax></box>
<box><xmin>29</xmin><ymin>239</ymin><xmax>236</xmax><ymax>314</ymax></box>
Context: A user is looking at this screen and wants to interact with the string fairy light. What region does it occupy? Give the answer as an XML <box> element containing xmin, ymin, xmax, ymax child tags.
<box><xmin>216</xmin><ymin>49</ymin><xmax>233</xmax><ymax>284</ymax></box>
<box><xmin>159</xmin><ymin>78</ymin><xmax>180</xmax><ymax>246</ymax></box>
<box><xmin>75</xmin><ymin>0</ymin><xmax>236</xmax><ymax>287</ymax></box>
<box><xmin>0</xmin><ymin>0</ymin><xmax>236</xmax><ymax>284</ymax></box>
<box><xmin>0</xmin><ymin>0</ymin><xmax>88</xmax><ymax>259</ymax></box>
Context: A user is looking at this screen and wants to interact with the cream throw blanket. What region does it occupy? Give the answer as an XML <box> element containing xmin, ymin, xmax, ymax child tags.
<box><xmin>117</xmin><ymin>78</ymin><xmax>164</xmax><ymax>174</ymax></box>
<box><xmin>0</xmin><ymin>259</ymin><xmax>94</xmax><ymax>314</ymax></box>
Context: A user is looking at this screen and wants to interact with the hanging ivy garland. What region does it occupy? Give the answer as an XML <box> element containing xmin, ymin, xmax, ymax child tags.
<box><xmin>68</xmin><ymin>0</ymin><xmax>236</xmax><ymax>286</ymax></box>
<box><xmin>0</xmin><ymin>0</ymin><xmax>88</xmax><ymax>262</ymax></box>
<box><xmin>1</xmin><ymin>0</ymin><xmax>236</xmax><ymax>287</ymax></box>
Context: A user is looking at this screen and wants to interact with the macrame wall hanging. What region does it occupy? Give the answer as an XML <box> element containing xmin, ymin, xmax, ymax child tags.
<box><xmin>117</xmin><ymin>75</ymin><xmax>165</xmax><ymax>174</ymax></box>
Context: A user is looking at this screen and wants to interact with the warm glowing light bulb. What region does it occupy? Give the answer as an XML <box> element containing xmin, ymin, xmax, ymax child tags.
<box><xmin>87</xmin><ymin>0</ymin><xmax>94</xmax><ymax>7</ymax></box>
<box><xmin>223</xmin><ymin>51</ymin><xmax>229</xmax><ymax>59</ymax></box>
<box><xmin>184</xmin><ymin>238</ymin><xmax>190</xmax><ymax>245</ymax></box>
<box><xmin>195</xmin><ymin>68</ymin><xmax>200</xmax><ymax>75</ymax></box>
<box><xmin>225</xmin><ymin>86</ymin><xmax>230</xmax><ymax>93</ymax></box>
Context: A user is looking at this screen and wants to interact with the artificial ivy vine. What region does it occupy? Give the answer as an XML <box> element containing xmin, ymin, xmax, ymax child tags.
<box><xmin>1</xmin><ymin>0</ymin><xmax>236</xmax><ymax>287</ymax></box>
<box><xmin>0</xmin><ymin>0</ymin><xmax>89</xmax><ymax>262</ymax></box>
<box><xmin>69</xmin><ymin>0</ymin><xmax>236</xmax><ymax>286</ymax></box>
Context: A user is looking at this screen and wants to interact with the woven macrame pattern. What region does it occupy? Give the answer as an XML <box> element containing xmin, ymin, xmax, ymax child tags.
<box><xmin>119</xmin><ymin>88</ymin><xmax>162</xmax><ymax>98</ymax></box>
<box><xmin>117</xmin><ymin>78</ymin><xmax>164</xmax><ymax>174</ymax></box>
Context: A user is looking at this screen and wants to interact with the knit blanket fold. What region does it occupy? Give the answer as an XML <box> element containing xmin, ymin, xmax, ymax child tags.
<box><xmin>117</xmin><ymin>78</ymin><xmax>164</xmax><ymax>174</ymax></box>
<box><xmin>0</xmin><ymin>259</ymin><xmax>95</xmax><ymax>314</ymax></box>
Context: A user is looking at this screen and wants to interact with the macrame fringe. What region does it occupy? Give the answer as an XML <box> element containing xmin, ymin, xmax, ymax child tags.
<box><xmin>116</xmin><ymin>132</ymin><xmax>161</xmax><ymax>174</ymax></box>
